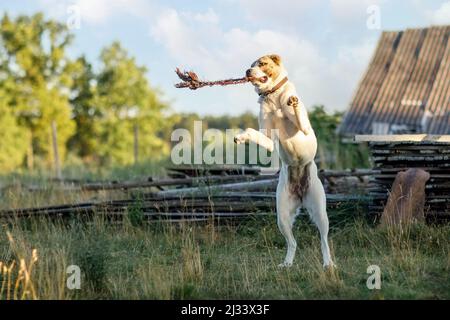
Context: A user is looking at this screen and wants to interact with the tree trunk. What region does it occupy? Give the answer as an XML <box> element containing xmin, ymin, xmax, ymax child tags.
<box><xmin>134</xmin><ymin>123</ymin><xmax>139</xmax><ymax>164</ymax></box>
<box><xmin>51</xmin><ymin>121</ymin><xmax>62</xmax><ymax>179</ymax></box>
<box><xmin>27</xmin><ymin>135</ymin><xmax>34</xmax><ymax>171</ymax></box>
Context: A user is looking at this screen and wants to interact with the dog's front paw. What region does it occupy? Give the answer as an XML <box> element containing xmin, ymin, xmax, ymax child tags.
<box><xmin>278</xmin><ymin>261</ymin><xmax>293</xmax><ymax>268</ymax></box>
<box><xmin>233</xmin><ymin>133</ymin><xmax>248</xmax><ymax>144</ymax></box>
<box><xmin>287</xmin><ymin>96</ymin><xmax>299</xmax><ymax>108</ymax></box>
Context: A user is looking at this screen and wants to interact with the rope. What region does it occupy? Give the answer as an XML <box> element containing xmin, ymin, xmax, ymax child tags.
<box><xmin>174</xmin><ymin>68</ymin><xmax>251</xmax><ymax>90</ymax></box>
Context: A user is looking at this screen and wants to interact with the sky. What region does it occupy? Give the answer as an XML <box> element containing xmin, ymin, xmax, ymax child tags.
<box><xmin>1</xmin><ymin>0</ymin><xmax>450</xmax><ymax>116</ymax></box>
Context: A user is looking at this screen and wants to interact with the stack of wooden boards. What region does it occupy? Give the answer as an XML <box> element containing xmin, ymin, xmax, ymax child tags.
<box><xmin>0</xmin><ymin>166</ymin><xmax>370</xmax><ymax>222</ymax></box>
<box><xmin>356</xmin><ymin>135</ymin><xmax>450</xmax><ymax>222</ymax></box>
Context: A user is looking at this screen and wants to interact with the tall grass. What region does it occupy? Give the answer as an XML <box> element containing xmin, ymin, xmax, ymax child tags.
<box><xmin>0</xmin><ymin>163</ymin><xmax>448</xmax><ymax>300</ymax></box>
<box><xmin>0</xmin><ymin>214</ymin><xmax>448</xmax><ymax>300</ymax></box>
<box><xmin>0</xmin><ymin>232</ymin><xmax>38</xmax><ymax>300</ymax></box>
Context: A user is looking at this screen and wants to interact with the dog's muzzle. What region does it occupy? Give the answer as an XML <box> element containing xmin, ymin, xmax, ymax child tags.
<box><xmin>246</xmin><ymin>69</ymin><xmax>268</xmax><ymax>84</ymax></box>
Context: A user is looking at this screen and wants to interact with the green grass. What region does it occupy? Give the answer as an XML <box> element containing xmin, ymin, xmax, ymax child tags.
<box><xmin>0</xmin><ymin>164</ymin><xmax>448</xmax><ymax>300</ymax></box>
<box><xmin>0</xmin><ymin>159</ymin><xmax>168</xmax><ymax>210</ymax></box>
<box><xmin>0</xmin><ymin>158</ymin><xmax>169</xmax><ymax>184</ymax></box>
<box><xmin>0</xmin><ymin>214</ymin><xmax>448</xmax><ymax>300</ymax></box>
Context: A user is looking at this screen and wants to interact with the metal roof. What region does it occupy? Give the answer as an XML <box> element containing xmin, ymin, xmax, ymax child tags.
<box><xmin>338</xmin><ymin>26</ymin><xmax>450</xmax><ymax>136</ymax></box>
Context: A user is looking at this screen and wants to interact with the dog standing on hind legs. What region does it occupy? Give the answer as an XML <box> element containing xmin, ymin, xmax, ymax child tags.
<box><xmin>234</xmin><ymin>54</ymin><xmax>335</xmax><ymax>269</ymax></box>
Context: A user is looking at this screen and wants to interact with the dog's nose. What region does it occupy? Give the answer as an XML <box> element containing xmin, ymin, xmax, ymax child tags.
<box><xmin>246</xmin><ymin>69</ymin><xmax>252</xmax><ymax>77</ymax></box>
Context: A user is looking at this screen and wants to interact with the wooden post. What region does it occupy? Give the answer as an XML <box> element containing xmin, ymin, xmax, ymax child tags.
<box><xmin>380</xmin><ymin>169</ymin><xmax>429</xmax><ymax>227</ymax></box>
<box><xmin>51</xmin><ymin>121</ymin><xmax>62</xmax><ymax>179</ymax></box>
<box><xmin>134</xmin><ymin>123</ymin><xmax>139</xmax><ymax>164</ymax></box>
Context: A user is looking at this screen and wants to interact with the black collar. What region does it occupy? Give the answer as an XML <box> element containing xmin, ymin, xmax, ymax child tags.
<box><xmin>258</xmin><ymin>77</ymin><xmax>288</xmax><ymax>97</ymax></box>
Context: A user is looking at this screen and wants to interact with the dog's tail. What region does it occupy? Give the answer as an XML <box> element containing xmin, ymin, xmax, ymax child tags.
<box><xmin>287</xmin><ymin>162</ymin><xmax>311</xmax><ymax>200</ymax></box>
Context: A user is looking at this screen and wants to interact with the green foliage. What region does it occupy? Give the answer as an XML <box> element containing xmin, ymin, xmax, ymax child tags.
<box><xmin>127</xmin><ymin>194</ymin><xmax>145</xmax><ymax>227</ymax></box>
<box><xmin>168</xmin><ymin>111</ymin><xmax>271</xmax><ymax>166</ymax></box>
<box><xmin>73</xmin><ymin>233</ymin><xmax>109</xmax><ymax>293</ymax></box>
<box><xmin>203</xmin><ymin>111</ymin><xmax>258</xmax><ymax>130</ymax></box>
<box><xmin>67</xmin><ymin>56</ymin><xmax>99</xmax><ymax>159</ymax></box>
<box><xmin>309</xmin><ymin>105</ymin><xmax>370</xmax><ymax>169</ymax></box>
<box><xmin>0</xmin><ymin>13</ymin><xmax>173</xmax><ymax>173</ymax></box>
<box><xmin>95</xmin><ymin>42</ymin><xmax>171</xmax><ymax>165</ymax></box>
<box><xmin>170</xmin><ymin>107</ymin><xmax>370</xmax><ymax>169</ymax></box>
<box><xmin>0</xmin><ymin>88</ymin><xmax>29</xmax><ymax>171</ymax></box>
<box><xmin>0</xmin><ymin>13</ymin><xmax>75</xmax><ymax>165</ymax></box>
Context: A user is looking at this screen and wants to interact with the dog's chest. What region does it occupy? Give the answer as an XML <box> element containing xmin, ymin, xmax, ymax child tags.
<box><xmin>260</xmin><ymin>95</ymin><xmax>284</xmax><ymax>124</ymax></box>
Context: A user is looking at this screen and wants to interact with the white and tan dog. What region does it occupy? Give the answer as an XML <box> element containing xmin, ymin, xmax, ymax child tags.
<box><xmin>234</xmin><ymin>54</ymin><xmax>334</xmax><ymax>268</ymax></box>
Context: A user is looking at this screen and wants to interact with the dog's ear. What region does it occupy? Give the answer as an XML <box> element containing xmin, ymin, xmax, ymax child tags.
<box><xmin>269</xmin><ymin>54</ymin><xmax>281</xmax><ymax>65</ymax></box>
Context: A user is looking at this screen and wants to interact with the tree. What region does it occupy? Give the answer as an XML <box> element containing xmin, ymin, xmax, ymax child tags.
<box><xmin>95</xmin><ymin>42</ymin><xmax>171</xmax><ymax>165</ymax></box>
<box><xmin>202</xmin><ymin>112</ymin><xmax>258</xmax><ymax>131</ymax></box>
<box><xmin>67</xmin><ymin>56</ymin><xmax>99</xmax><ymax>160</ymax></box>
<box><xmin>309</xmin><ymin>105</ymin><xmax>369</xmax><ymax>169</ymax></box>
<box><xmin>0</xmin><ymin>86</ymin><xmax>29</xmax><ymax>171</ymax></box>
<box><xmin>0</xmin><ymin>13</ymin><xmax>75</xmax><ymax>166</ymax></box>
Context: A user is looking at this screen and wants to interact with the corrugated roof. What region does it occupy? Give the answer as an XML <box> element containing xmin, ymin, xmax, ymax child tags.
<box><xmin>338</xmin><ymin>26</ymin><xmax>450</xmax><ymax>136</ymax></box>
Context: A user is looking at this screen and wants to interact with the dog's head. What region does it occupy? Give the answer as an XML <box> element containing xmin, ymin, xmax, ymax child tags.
<box><xmin>246</xmin><ymin>54</ymin><xmax>287</xmax><ymax>93</ymax></box>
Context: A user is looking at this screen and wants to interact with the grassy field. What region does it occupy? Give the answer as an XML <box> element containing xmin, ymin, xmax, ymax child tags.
<box><xmin>0</xmin><ymin>212</ymin><xmax>449</xmax><ymax>300</ymax></box>
<box><xmin>0</xmin><ymin>163</ymin><xmax>449</xmax><ymax>300</ymax></box>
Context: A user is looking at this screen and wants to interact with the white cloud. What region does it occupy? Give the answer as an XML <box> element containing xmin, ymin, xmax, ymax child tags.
<box><xmin>330</xmin><ymin>0</ymin><xmax>386</xmax><ymax>29</ymax></box>
<box><xmin>236</xmin><ymin>0</ymin><xmax>321</xmax><ymax>25</ymax></box>
<box><xmin>36</xmin><ymin>0</ymin><xmax>381</xmax><ymax>114</ymax></box>
<box><xmin>72</xmin><ymin>0</ymin><xmax>117</xmax><ymax>23</ymax></box>
<box><xmin>182</xmin><ymin>8</ymin><xmax>220</xmax><ymax>24</ymax></box>
<box><xmin>38</xmin><ymin>0</ymin><xmax>155</xmax><ymax>24</ymax></box>
<box><xmin>426</xmin><ymin>1</ymin><xmax>450</xmax><ymax>25</ymax></box>
<box><xmin>327</xmin><ymin>39</ymin><xmax>377</xmax><ymax>106</ymax></box>
<box><xmin>150</xmin><ymin>8</ymin><xmax>220</xmax><ymax>72</ymax></box>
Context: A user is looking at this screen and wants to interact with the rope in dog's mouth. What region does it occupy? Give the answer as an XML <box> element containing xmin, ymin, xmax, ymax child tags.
<box><xmin>174</xmin><ymin>68</ymin><xmax>265</xmax><ymax>90</ymax></box>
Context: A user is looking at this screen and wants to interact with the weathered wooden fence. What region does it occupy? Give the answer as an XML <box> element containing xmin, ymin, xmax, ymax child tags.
<box><xmin>0</xmin><ymin>167</ymin><xmax>371</xmax><ymax>222</ymax></box>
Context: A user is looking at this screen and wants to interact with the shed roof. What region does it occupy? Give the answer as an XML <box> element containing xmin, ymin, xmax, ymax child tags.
<box><xmin>338</xmin><ymin>26</ymin><xmax>450</xmax><ymax>136</ymax></box>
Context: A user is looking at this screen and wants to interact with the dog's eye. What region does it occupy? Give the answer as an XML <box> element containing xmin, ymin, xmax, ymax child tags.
<box><xmin>259</xmin><ymin>62</ymin><xmax>267</xmax><ymax>67</ymax></box>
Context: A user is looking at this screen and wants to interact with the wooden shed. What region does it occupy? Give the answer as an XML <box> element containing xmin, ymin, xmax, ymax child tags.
<box><xmin>338</xmin><ymin>26</ymin><xmax>450</xmax><ymax>136</ymax></box>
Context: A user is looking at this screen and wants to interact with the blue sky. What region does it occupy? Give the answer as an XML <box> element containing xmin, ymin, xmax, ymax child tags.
<box><xmin>1</xmin><ymin>0</ymin><xmax>449</xmax><ymax>115</ymax></box>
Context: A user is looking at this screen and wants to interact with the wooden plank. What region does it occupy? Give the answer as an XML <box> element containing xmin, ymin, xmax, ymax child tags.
<box><xmin>355</xmin><ymin>134</ymin><xmax>450</xmax><ymax>142</ymax></box>
<box><xmin>373</xmin><ymin>155</ymin><xmax>450</xmax><ymax>161</ymax></box>
<box><xmin>367</xmin><ymin>28</ymin><xmax>425</xmax><ymax>133</ymax></box>
<box><xmin>340</xmin><ymin>31</ymin><xmax>400</xmax><ymax>134</ymax></box>
<box><xmin>81</xmin><ymin>175</ymin><xmax>277</xmax><ymax>191</ymax></box>
<box><xmin>0</xmin><ymin>192</ymin><xmax>371</xmax><ymax>218</ymax></box>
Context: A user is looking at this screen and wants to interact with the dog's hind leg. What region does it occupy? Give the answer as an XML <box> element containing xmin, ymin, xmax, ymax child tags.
<box><xmin>303</xmin><ymin>162</ymin><xmax>334</xmax><ymax>268</ymax></box>
<box><xmin>276</xmin><ymin>166</ymin><xmax>300</xmax><ymax>267</ymax></box>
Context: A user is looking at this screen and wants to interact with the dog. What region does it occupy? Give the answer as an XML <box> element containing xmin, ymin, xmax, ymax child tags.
<box><xmin>234</xmin><ymin>54</ymin><xmax>334</xmax><ymax>268</ymax></box>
